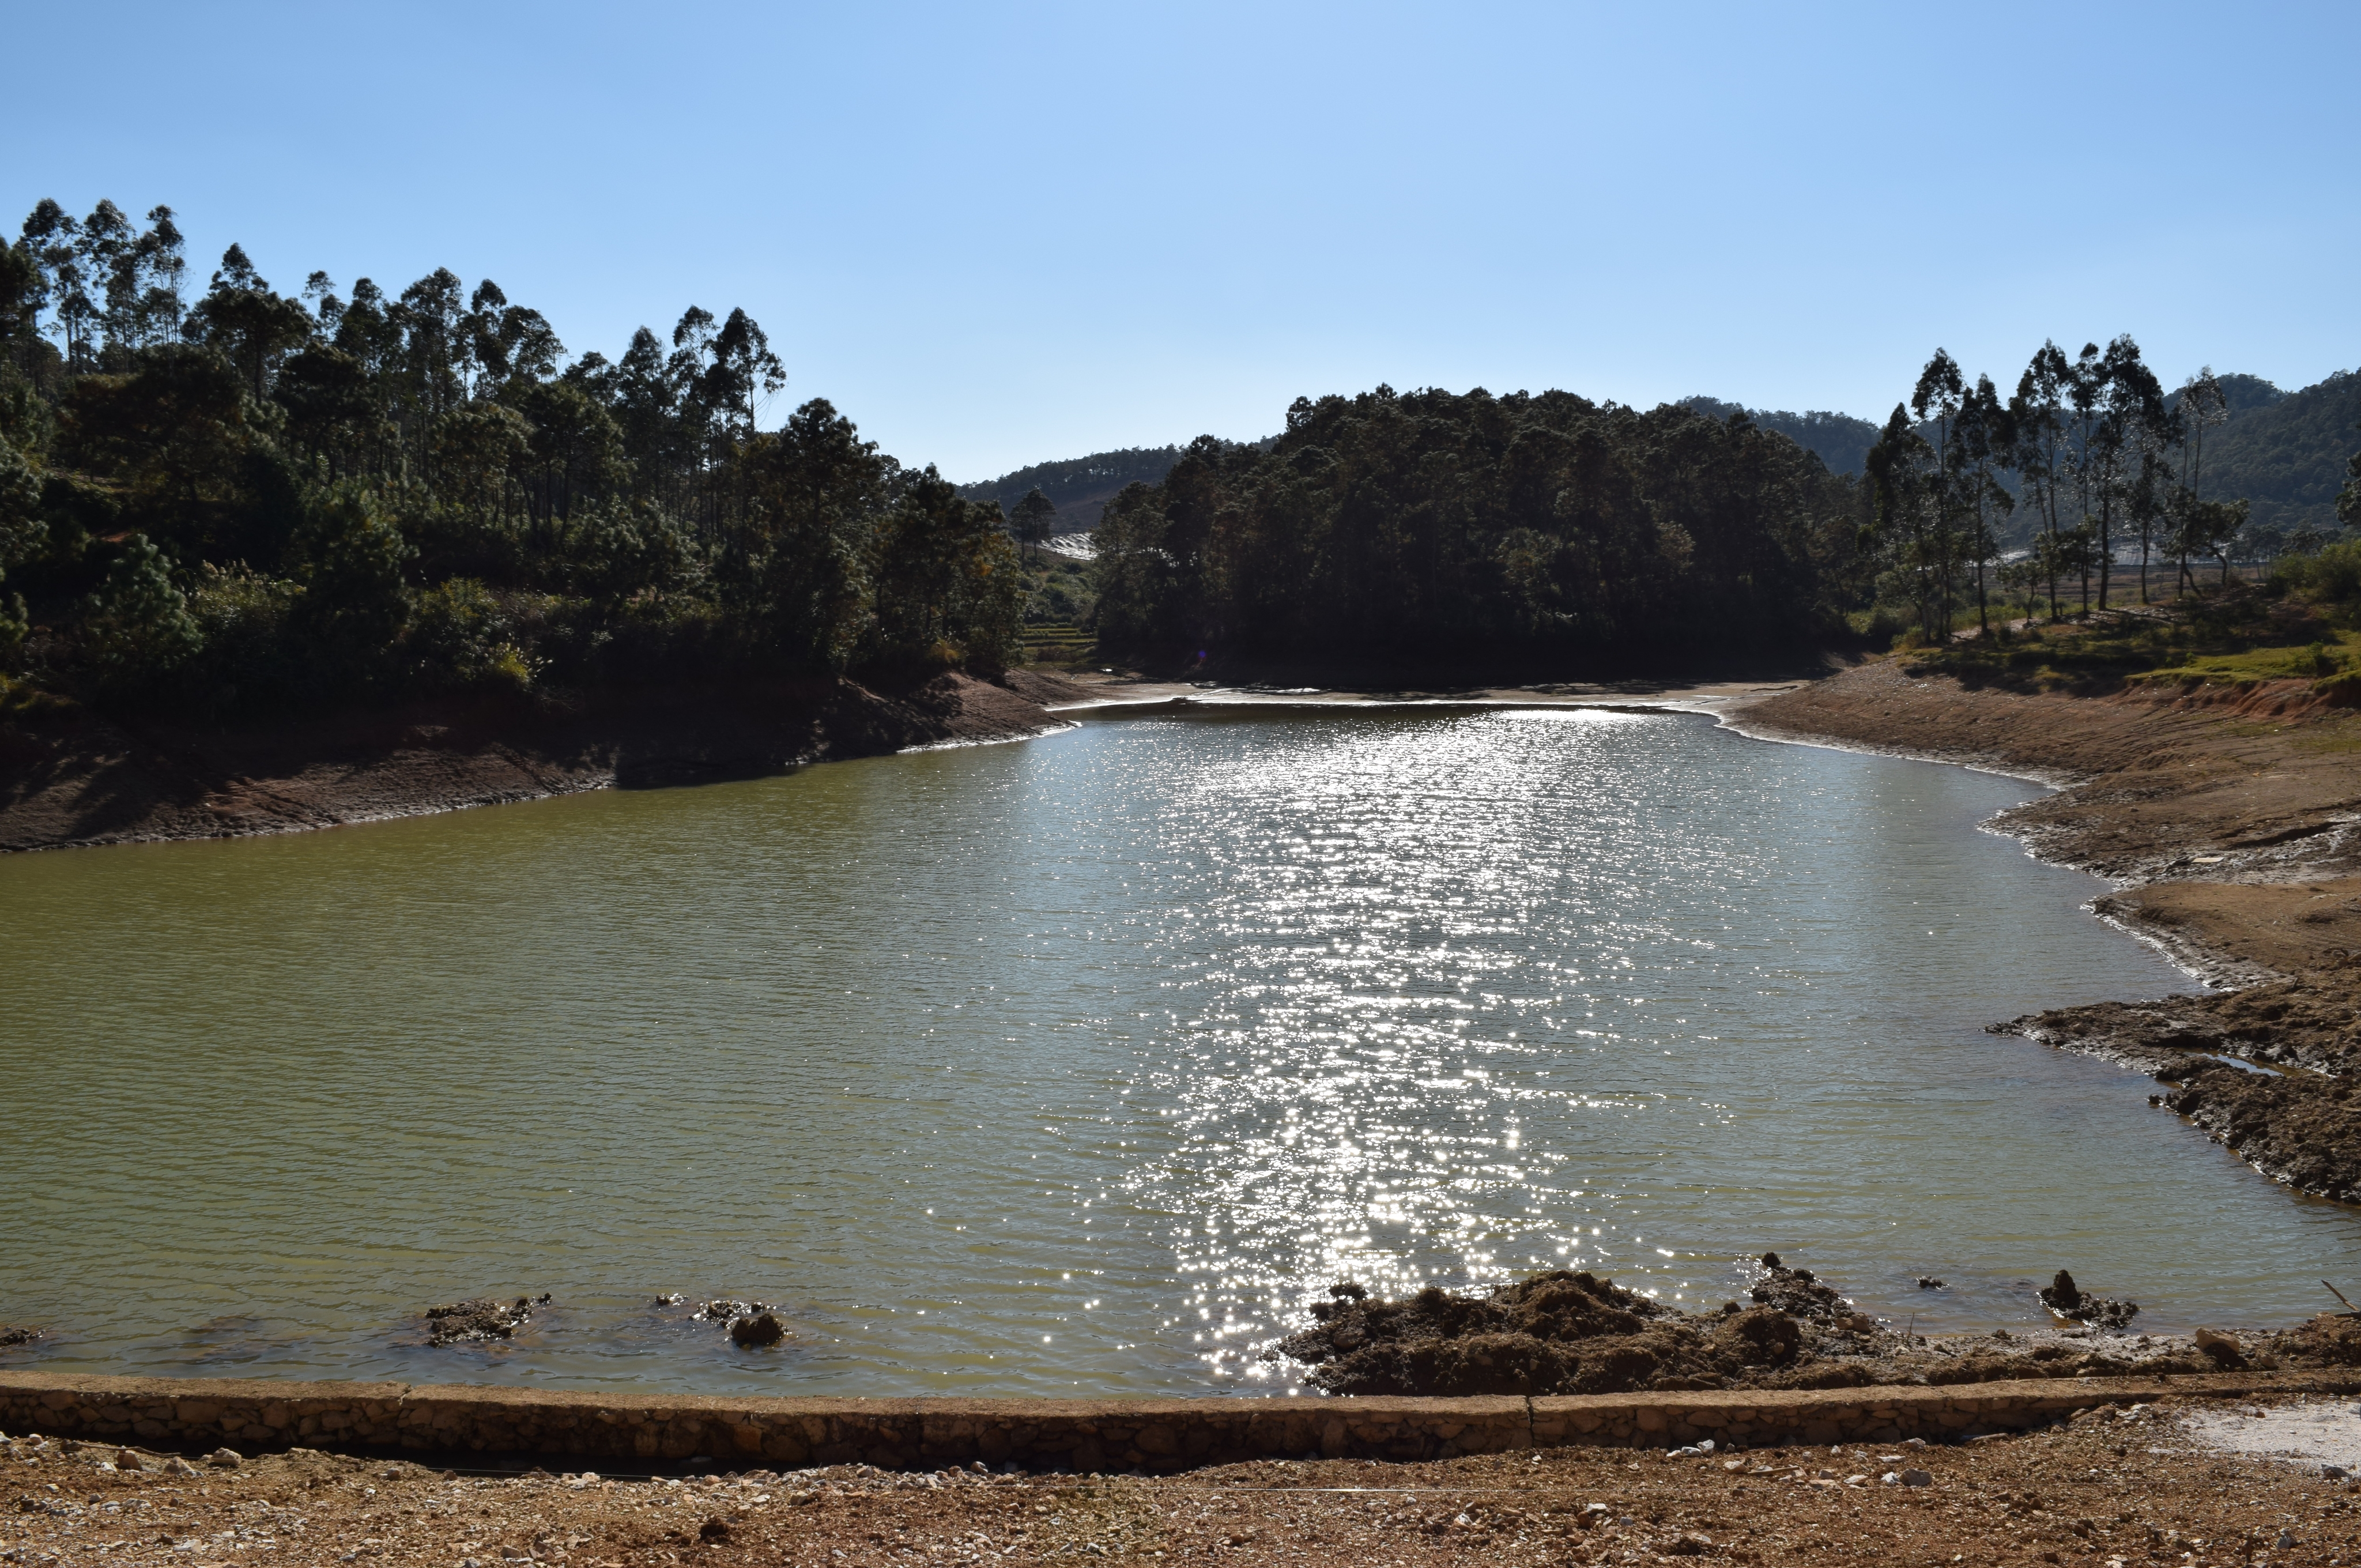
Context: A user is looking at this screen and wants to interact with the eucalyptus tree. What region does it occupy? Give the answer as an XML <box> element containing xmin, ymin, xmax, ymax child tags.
<box><xmin>0</xmin><ymin>241</ymin><xmax>40</xmax><ymax>380</ymax></box>
<box><xmin>2058</xmin><ymin>341</ymin><xmax>2113</xmax><ymax>616</ymax></box>
<box><xmin>124</xmin><ymin>206</ymin><xmax>188</xmax><ymax>346</ymax></box>
<box><xmin>2012</xmin><ymin>342</ymin><xmax>2073</xmax><ymax>621</ymax></box>
<box><xmin>2100</xmin><ymin>339</ymin><xmax>2165</xmax><ymax>609</ymax></box>
<box><xmin>1952</xmin><ymin>374</ymin><xmax>2014</xmax><ymax>638</ymax></box>
<box><xmin>703</xmin><ymin>307</ymin><xmax>785</xmax><ymax>440</ymax></box>
<box><xmin>1909</xmin><ymin>349</ymin><xmax>1966</xmax><ymax>636</ymax></box>
<box><xmin>82</xmin><ymin>201</ymin><xmax>174</xmax><ymax>357</ymax></box>
<box><xmin>2173</xmin><ymin>370</ymin><xmax>2230</xmax><ymax>594</ymax></box>
<box><xmin>1865</xmin><ymin>404</ymin><xmax>1940</xmax><ymax>640</ymax></box>
<box><xmin>598</xmin><ymin>325</ymin><xmax>688</xmax><ymax>511</ymax></box>
<box><xmin>21</xmin><ymin>199</ymin><xmax>92</xmax><ymax>376</ymax></box>
<box><xmin>184</xmin><ymin>244</ymin><xmax>318</xmax><ymax>401</ymax></box>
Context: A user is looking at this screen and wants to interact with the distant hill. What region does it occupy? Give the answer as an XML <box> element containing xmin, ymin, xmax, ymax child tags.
<box><xmin>970</xmin><ymin>371</ymin><xmax>2360</xmax><ymax>546</ymax></box>
<box><xmin>2186</xmin><ymin>370</ymin><xmax>2360</xmax><ymax>536</ymax></box>
<box><xmin>2209</xmin><ymin>372</ymin><xmax>2291</xmax><ymax>418</ymax></box>
<box><xmin>957</xmin><ymin>447</ymin><xmax>1189</xmax><ymax>535</ymax></box>
<box><xmin>1678</xmin><ymin>397</ymin><xmax>1883</xmax><ymax>475</ymax></box>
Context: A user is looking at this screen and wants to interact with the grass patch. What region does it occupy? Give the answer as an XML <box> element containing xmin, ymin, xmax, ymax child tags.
<box><xmin>1900</xmin><ymin>582</ymin><xmax>2352</xmax><ymax>694</ymax></box>
<box><xmin>2137</xmin><ymin>630</ymin><xmax>2358</xmax><ymax>684</ymax></box>
<box><xmin>0</xmin><ymin>673</ymin><xmax>78</xmax><ymax>722</ymax></box>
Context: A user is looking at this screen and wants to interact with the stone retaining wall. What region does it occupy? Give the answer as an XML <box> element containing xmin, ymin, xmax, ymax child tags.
<box><xmin>1</xmin><ymin>1373</ymin><xmax>2343</xmax><ymax>1472</ymax></box>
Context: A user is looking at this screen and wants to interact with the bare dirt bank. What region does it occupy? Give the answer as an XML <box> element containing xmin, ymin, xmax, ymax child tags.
<box><xmin>1733</xmin><ymin>657</ymin><xmax>2361</xmax><ymax>1205</ymax></box>
<box><xmin>9</xmin><ymin>1386</ymin><xmax>2361</xmax><ymax>1567</ymax></box>
<box><xmin>0</xmin><ymin>672</ymin><xmax>1068</xmax><ymax>854</ymax></box>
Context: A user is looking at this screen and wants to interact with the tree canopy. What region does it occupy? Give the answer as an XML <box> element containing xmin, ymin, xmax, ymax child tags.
<box><xmin>0</xmin><ymin>199</ymin><xmax>1021</xmax><ymax>713</ymax></box>
<box><xmin>1089</xmin><ymin>386</ymin><xmax>1864</xmax><ymax>669</ymax></box>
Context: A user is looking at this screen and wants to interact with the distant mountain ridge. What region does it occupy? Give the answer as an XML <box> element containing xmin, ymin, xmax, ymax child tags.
<box><xmin>968</xmin><ymin>370</ymin><xmax>2359</xmax><ymax>542</ymax></box>
<box><xmin>1677</xmin><ymin>398</ymin><xmax>1883</xmax><ymax>476</ymax></box>
<box><xmin>956</xmin><ymin>447</ymin><xmax>1190</xmax><ymax>535</ymax></box>
<box><xmin>2190</xmin><ymin>370</ymin><xmax>2360</xmax><ymax>536</ymax></box>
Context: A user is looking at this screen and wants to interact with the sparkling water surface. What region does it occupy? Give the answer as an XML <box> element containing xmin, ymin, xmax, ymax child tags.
<box><xmin>4</xmin><ymin>704</ymin><xmax>2356</xmax><ymax>1394</ymax></box>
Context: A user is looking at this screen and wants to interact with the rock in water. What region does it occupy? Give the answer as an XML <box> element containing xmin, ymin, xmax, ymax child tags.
<box><xmin>1750</xmin><ymin>1256</ymin><xmax>1852</xmax><ymax>1323</ymax></box>
<box><xmin>0</xmin><ymin>1325</ymin><xmax>41</xmax><ymax>1347</ymax></box>
<box><xmin>730</xmin><ymin>1311</ymin><xmax>786</xmax><ymax>1348</ymax></box>
<box><xmin>423</xmin><ymin>1296</ymin><xmax>539</xmax><ymax>1345</ymax></box>
<box><xmin>2039</xmin><ymin>1269</ymin><xmax>2138</xmax><ymax>1329</ymax></box>
<box><xmin>701</xmin><ymin>1299</ymin><xmax>770</xmax><ymax>1322</ymax></box>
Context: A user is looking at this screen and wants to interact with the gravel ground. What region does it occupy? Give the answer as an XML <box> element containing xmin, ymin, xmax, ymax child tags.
<box><xmin>9</xmin><ymin>1395</ymin><xmax>2361</xmax><ymax>1567</ymax></box>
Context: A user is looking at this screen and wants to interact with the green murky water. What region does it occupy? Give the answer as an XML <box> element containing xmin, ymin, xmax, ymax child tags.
<box><xmin>3</xmin><ymin>704</ymin><xmax>2354</xmax><ymax>1393</ymax></box>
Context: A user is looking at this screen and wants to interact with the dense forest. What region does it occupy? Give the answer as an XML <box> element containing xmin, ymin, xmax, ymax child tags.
<box><xmin>0</xmin><ymin>199</ymin><xmax>1023</xmax><ymax>715</ymax></box>
<box><xmin>5</xmin><ymin>199</ymin><xmax>2354</xmax><ymax>707</ymax></box>
<box><xmin>2189</xmin><ymin>370</ymin><xmax>2361</xmax><ymax>537</ymax></box>
<box><xmin>1091</xmin><ymin>340</ymin><xmax>2361</xmax><ymax>666</ymax></box>
<box><xmin>1089</xmin><ymin>386</ymin><xmax>1868</xmax><ymax>668</ymax></box>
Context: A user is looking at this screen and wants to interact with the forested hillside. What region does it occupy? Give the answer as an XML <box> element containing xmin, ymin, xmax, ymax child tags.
<box><xmin>1679</xmin><ymin>397</ymin><xmax>1881</xmax><ymax>477</ymax></box>
<box><xmin>0</xmin><ymin>199</ymin><xmax>1023</xmax><ymax>718</ymax></box>
<box><xmin>1092</xmin><ymin>386</ymin><xmax>1866</xmax><ymax>668</ymax></box>
<box><xmin>957</xmin><ymin>447</ymin><xmax>1189</xmax><ymax>537</ymax></box>
<box><xmin>2196</xmin><ymin>370</ymin><xmax>2361</xmax><ymax>536</ymax></box>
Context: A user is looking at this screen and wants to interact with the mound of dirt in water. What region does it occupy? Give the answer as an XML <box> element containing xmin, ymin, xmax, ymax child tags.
<box><xmin>1747</xmin><ymin>1253</ymin><xmax>1857</xmax><ymax>1325</ymax></box>
<box><xmin>1278</xmin><ymin>1272</ymin><xmax>1812</xmax><ymax>1397</ymax></box>
<box><xmin>1275</xmin><ymin>1259</ymin><xmax>2283</xmax><ymax>1397</ymax></box>
<box><xmin>2038</xmin><ymin>1269</ymin><xmax>2139</xmax><ymax>1329</ymax></box>
<box><xmin>422</xmin><ymin>1295</ymin><xmax>545</xmax><ymax>1346</ymax></box>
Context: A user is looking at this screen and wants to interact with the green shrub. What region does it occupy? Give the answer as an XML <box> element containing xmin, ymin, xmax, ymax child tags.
<box><xmin>186</xmin><ymin>563</ymin><xmax>301</xmax><ymax>706</ymax></box>
<box><xmin>409</xmin><ymin>576</ymin><xmax>508</xmax><ymax>689</ymax></box>
<box><xmin>78</xmin><ymin>534</ymin><xmax>203</xmax><ymax>695</ymax></box>
<box><xmin>292</xmin><ymin>485</ymin><xmax>413</xmax><ymax>678</ymax></box>
<box><xmin>2276</xmin><ymin>540</ymin><xmax>2361</xmax><ymax>604</ymax></box>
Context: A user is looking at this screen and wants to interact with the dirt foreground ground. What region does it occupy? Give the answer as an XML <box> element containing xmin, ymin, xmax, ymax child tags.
<box><xmin>12</xmin><ymin>1396</ymin><xmax>2361</xmax><ymax>1567</ymax></box>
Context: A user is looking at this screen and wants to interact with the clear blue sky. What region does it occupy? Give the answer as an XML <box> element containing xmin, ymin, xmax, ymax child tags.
<box><xmin>10</xmin><ymin>1</ymin><xmax>2356</xmax><ymax>481</ymax></box>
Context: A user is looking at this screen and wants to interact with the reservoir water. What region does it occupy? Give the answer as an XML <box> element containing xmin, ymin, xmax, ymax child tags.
<box><xmin>4</xmin><ymin>703</ymin><xmax>2357</xmax><ymax>1395</ymax></box>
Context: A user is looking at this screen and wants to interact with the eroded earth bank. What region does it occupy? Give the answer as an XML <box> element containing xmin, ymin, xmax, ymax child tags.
<box><xmin>1734</xmin><ymin>657</ymin><xmax>2361</xmax><ymax>1204</ymax></box>
<box><xmin>0</xmin><ymin>669</ymin><xmax>1090</xmax><ymax>853</ymax></box>
<box><xmin>10</xmin><ymin>1399</ymin><xmax>2361</xmax><ymax>1567</ymax></box>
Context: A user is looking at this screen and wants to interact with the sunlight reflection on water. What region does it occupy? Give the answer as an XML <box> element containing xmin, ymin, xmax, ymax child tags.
<box><xmin>3</xmin><ymin>704</ymin><xmax>2357</xmax><ymax>1394</ymax></box>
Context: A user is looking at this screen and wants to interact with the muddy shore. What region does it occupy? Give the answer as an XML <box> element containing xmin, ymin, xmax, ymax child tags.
<box><xmin>1732</xmin><ymin>657</ymin><xmax>2361</xmax><ymax>1205</ymax></box>
<box><xmin>0</xmin><ymin>670</ymin><xmax>1077</xmax><ymax>854</ymax></box>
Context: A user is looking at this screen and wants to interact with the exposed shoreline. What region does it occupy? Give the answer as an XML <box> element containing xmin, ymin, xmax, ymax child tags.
<box><xmin>0</xmin><ymin>670</ymin><xmax>1074</xmax><ymax>855</ymax></box>
<box><xmin>0</xmin><ymin>664</ymin><xmax>1808</xmax><ymax>855</ymax></box>
<box><xmin>1727</xmin><ymin>657</ymin><xmax>2361</xmax><ymax>1205</ymax></box>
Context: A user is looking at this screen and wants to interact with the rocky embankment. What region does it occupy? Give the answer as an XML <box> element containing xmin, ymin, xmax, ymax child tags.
<box><xmin>1735</xmin><ymin>657</ymin><xmax>2361</xmax><ymax>1204</ymax></box>
<box><xmin>0</xmin><ymin>669</ymin><xmax>1083</xmax><ymax>853</ymax></box>
<box><xmin>1279</xmin><ymin>1257</ymin><xmax>2361</xmax><ymax>1399</ymax></box>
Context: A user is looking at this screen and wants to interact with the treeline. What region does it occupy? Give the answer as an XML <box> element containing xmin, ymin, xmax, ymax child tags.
<box><xmin>1862</xmin><ymin>337</ymin><xmax>2355</xmax><ymax>643</ymax></box>
<box><xmin>1091</xmin><ymin>386</ymin><xmax>1868</xmax><ymax>666</ymax></box>
<box><xmin>0</xmin><ymin>199</ymin><xmax>1022</xmax><ymax>713</ymax></box>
